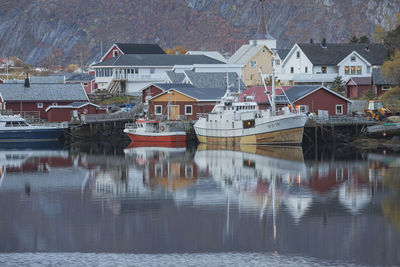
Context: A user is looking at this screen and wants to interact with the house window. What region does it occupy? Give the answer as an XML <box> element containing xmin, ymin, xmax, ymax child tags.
<box><xmin>275</xmin><ymin>59</ymin><xmax>280</xmax><ymax>66</ymax></box>
<box><xmin>250</xmin><ymin>74</ymin><xmax>255</xmax><ymax>80</ymax></box>
<box><xmin>351</xmin><ymin>55</ymin><xmax>356</xmax><ymax>61</ymax></box>
<box><xmin>336</xmin><ymin>104</ymin><xmax>344</xmax><ymax>115</ymax></box>
<box><xmin>83</xmin><ymin>82</ymin><xmax>88</xmax><ymax>86</ymax></box>
<box><xmin>382</xmin><ymin>85</ymin><xmax>391</xmax><ymax>91</ymax></box>
<box><xmin>296</xmin><ymin>51</ymin><xmax>300</xmax><ymax>58</ymax></box>
<box><xmin>344</xmin><ymin>66</ymin><xmax>349</xmax><ymax>74</ymax></box>
<box><xmin>299</xmin><ymin>105</ymin><xmax>309</xmax><ymax>113</ymax></box>
<box><xmin>113</xmin><ymin>50</ymin><xmax>119</xmax><ymax>57</ymax></box>
<box><xmin>321</xmin><ymin>66</ymin><xmax>327</xmax><ymax>73</ymax></box>
<box><xmin>155</xmin><ymin>105</ymin><xmax>162</xmax><ymax>115</ymax></box>
<box><xmin>351</xmin><ymin>66</ymin><xmax>356</xmax><ymax>74</ymax></box>
<box><xmin>185</xmin><ymin>105</ymin><xmax>192</xmax><ymax>115</ymax></box>
<box><xmin>150</xmin><ymin>68</ymin><xmax>155</xmax><ymax>74</ymax></box>
<box><xmin>262</xmin><ymin>48</ymin><xmax>266</xmax><ymax>53</ymax></box>
<box><xmin>52</xmin><ymin>102</ymin><xmax>57</xmax><ymax>106</ymax></box>
<box><xmin>357</xmin><ymin>66</ymin><xmax>362</xmax><ymax>75</ymax></box>
<box><xmin>37</xmin><ymin>103</ymin><xmax>43</xmax><ymax>108</ymax></box>
<box><xmin>305</xmin><ymin>67</ymin><xmax>308</xmax><ymax>73</ymax></box>
<box><xmin>290</xmin><ymin>67</ymin><xmax>294</xmax><ymax>74</ymax></box>
<box><xmin>250</xmin><ymin>61</ymin><xmax>257</xmax><ymax>67</ymax></box>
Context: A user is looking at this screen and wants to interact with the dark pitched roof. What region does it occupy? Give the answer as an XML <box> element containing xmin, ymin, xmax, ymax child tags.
<box><xmin>66</xmin><ymin>73</ymin><xmax>94</xmax><ymax>82</ymax></box>
<box><xmin>94</xmin><ymin>54</ymin><xmax>225</xmax><ymax>67</ymax></box>
<box><xmin>170</xmin><ymin>87</ymin><xmax>226</xmax><ymax>101</ymax></box>
<box><xmin>0</xmin><ymin>83</ymin><xmax>88</xmax><ymax>101</ymax></box>
<box><xmin>297</xmin><ymin>43</ymin><xmax>386</xmax><ymax>66</ymax></box>
<box><xmin>347</xmin><ymin>77</ymin><xmax>371</xmax><ymax>86</ymax></box>
<box><xmin>283</xmin><ymin>85</ymin><xmax>351</xmax><ymax>103</ymax></box>
<box><xmin>165</xmin><ymin>71</ymin><xmax>185</xmax><ymax>83</ymax></box>
<box><xmin>5</xmin><ymin>76</ymin><xmax>65</xmax><ymax>84</ymax></box>
<box><xmin>372</xmin><ymin>67</ymin><xmax>396</xmax><ymax>85</ymax></box>
<box><xmin>183</xmin><ymin>70</ymin><xmax>246</xmax><ymax>90</ymax></box>
<box><xmin>153</xmin><ymin>83</ymin><xmax>195</xmax><ymax>91</ymax></box>
<box><xmin>115</xmin><ymin>43</ymin><xmax>165</xmax><ymax>54</ymax></box>
<box><xmin>276</xmin><ymin>49</ymin><xmax>290</xmax><ymax>60</ymax></box>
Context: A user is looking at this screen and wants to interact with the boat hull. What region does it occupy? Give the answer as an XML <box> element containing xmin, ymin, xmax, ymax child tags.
<box><xmin>0</xmin><ymin>128</ymin><xmax>65</xmax><ymax>142</ymax></box>
<box><xmin>124</xmin><ymin>131</ymin><xmax>186</xmax><ymax>142</ymax></box>
<box><xmin>194</xmin><ymin>114</ymin><xmax>307</xmax><ymax>145</ymax></box>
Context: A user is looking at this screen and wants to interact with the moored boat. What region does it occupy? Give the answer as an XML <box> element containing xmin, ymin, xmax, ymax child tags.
<box><xmin>123</xmin><ymin>119</ymin><xmax>186</xmax><ymax>142</ymax></box>
<box><xmin>194</xmin><ymin>72</ymin><xmax>308</xmax><ymax>145</ymax></box>
<box><xmin>0</xmin><ymin>115</ymin><xmax>67</xmax><ymax>142</ymax></box>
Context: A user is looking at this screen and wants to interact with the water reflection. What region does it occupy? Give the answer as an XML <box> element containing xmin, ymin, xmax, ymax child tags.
<box><xmin>0</xmin><ymin>143</ymin><xmax>399</xmax><ymax>265</ymax></box>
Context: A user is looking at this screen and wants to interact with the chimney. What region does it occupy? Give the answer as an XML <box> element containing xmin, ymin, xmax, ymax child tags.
<box><xmin>310</xmin><ymin>38</ymin><xmax>314</xmax><ymax>44</ymax></box>
<box><xmin>321</xmin><ymin>38</ymin><xmax>327</xmax><ymax>48</ymax></box>
<box><xmin>365</xmin><ymin>45</ymin><xmax>370</xmax><ymax>52</ymax></box>
<box><xmin>24</xmin><ymin>73</ymin><xmax>30</xmax><ymax>88</ymax></box>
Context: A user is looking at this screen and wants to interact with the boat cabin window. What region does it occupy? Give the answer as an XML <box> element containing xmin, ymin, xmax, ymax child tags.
<box><xmin>5</xmin><ymin>122</ymin><xmax>12</xmax><ymax>127</ymax></box>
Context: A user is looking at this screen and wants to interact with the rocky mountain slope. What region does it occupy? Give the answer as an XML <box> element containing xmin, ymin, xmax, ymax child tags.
<box><xmin>0</xmin><ymin>0</ymin><xmax>399</xmax><ymax>65</ymax></box>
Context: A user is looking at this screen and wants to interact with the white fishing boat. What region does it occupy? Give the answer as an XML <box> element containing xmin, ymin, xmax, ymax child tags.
<box><xmin>194</xmin><ymin>71</ymin><xmax>308</xmax><ymax>145</ymax></box>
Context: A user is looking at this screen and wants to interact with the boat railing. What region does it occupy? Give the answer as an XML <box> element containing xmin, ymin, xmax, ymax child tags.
<box><xmin>30</xmin><ymin>122</ymin><xmax>69</xmax><ymax>128</ymax></box>
<box><xmin>124</xmin><ymin>123</ymin><xmax>137</xmax><ymax>129</ymax></box>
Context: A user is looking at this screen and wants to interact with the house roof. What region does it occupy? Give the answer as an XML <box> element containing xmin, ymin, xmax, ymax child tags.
<box><xmin>284</xmin><ymin>85</ymin><xmax>352</xmax><ymax>103</ymax></box>
<box><xmin>183</xmin><ymin>70</ymin><xmax>246</xmax><ymax>90</ymax></box>
<box><xmin>45</xmin><ymin>102</ymin><xmax>98</xmax><ymax>112</ymax></box>
<box><xmin>115</xmin><ymin>43</ymin><xmax>165</xmax><ymax>54</ymax></box>
<box><xmin>94</xmin><ymin>54</ymin><xmax>225</xmax><ymax>67</ymax></box>
<box><xmin>169</xmin><ymin>87</ymin><xmax>226</xmax><ymax>101</ymax></box>
<box><xmin>0</xmin><ymin>83</ymin><xmax>88</xmax><ymax>102</ymax></box>
<box><xmin>152</xmin><ymin>83</ymin><xmax>195</xmax><ymax>91</ymax></box>
<box><xmin>228</xmin><ymin>44</ymin><xmax>270</xmax><ymax>65</ymax></box>
<box><xmin>275</xmin><ymin>49</ymin><xmax>291</xmax><ymax>60</ymax></box>
<box><xmin>347</xmin><ymin>77</ymin><xmax>371</xmax><ymax>86</ymax></box>
<box><xmin>372</xmin><ymin>67</ymin><xmax>396</xmax><ymax>85</ymax></box>
<box><xmin>241</xmin><ymin>86</ymin><xmax>292</xmax><ymax>103</ymax></box>
<box><xmin>186</xmin><ymin>51</ymin><xmax>227</xmax><ymax>63</ymax></box>
<box><xmin>165</xmin><ymin>71</ymin><xmax>186</xmax><ymax>83</ymax></box>
<box><xmin>66</xmin><ymin>73</ymin><xmax>94</xmax><ymax>82</ymax></box>
<box><xmin>5</xmin><ymin>75</ymin><xmax>65</xmax><ymax>84</ymax></box>
<box><xmin>297</xmin><ymin>43</ymin><xmax>386</xmax><ymax>66</ymax></box>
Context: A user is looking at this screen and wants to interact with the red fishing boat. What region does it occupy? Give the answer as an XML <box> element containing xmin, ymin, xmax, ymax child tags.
<box><xmin>123</xmin><ymin>119</ymin><xmax>186</xmax><ymax>142</ymax></box>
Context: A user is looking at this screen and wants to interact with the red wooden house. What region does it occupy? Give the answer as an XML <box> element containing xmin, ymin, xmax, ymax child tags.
<box><xmin>66</xmin><ymin>73</ymin><xmax>98</xmax><ymax>94</ymax></box>
<box><xmin>46</xmin><ymin>102</ymin><xmax>106</xmax><ymax>122</ymax></box>
<box><xmin>345</xmin><ymin>77</ymin><xmax>372</xmax><ymax>98</ymax></box>
<box><xmin>0</xmin><ymin>81</ymin><xmax>89</xmax><ymax>120</ymax></box>
<box><xmin>242</xmin><ymin>85</ymin><xmax>352</xmax><ymax>116</ymax></box>
<box><xmin>100</xmin><ymin>43</ymin><xmax>165</xmax><ymax>62</ymax></box>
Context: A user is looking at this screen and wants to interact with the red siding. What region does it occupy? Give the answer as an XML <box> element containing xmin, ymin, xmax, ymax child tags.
<box><xmin>102</xmin><ymin>45</ymin><xmax>123</xmax><ymax>62</ymax></box>
<box><xmin>142</xmin><ymin>85</ymin><xmax>164</xmax><ymax>103</ymax></box>
<box><xmin>375</xmin><ymin>85</ymin><xmax>391</xmax><ymax>97</ymax></box>
<box><xmin>3</xmin><ymin>101</ymin><xmax>78</xmax><ymax>120</ymax></box>
<box><xmin>294</xmin><ymin>88</ymin><xmax>349</xmax><ymax>116</ymax></box>
<box><xmin>47</xmin><ymin>105</ymin><xmax>106</xmax><ymax>122</ymax></box>
<box><xmin>346</xmin><ymin>84</ymin><xmax>371</xmax><ymax>98</ymax></box>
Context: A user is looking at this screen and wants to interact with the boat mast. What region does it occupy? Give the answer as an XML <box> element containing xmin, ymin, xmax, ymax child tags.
<box><xmin>271</xmin><ymin>70</ymin><xmax>276</xmax><ymax>115</ymax></box>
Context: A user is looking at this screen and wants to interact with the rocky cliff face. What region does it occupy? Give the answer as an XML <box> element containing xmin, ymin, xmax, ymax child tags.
<box><xmin>0</xmin><ymin>0</ymin><xmax>398</xmax><ymax>65</ymax></box>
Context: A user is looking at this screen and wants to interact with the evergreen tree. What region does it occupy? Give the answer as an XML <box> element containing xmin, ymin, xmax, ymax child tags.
<box><xmin>331</xmin><ymin>76</ymin><xmax>345</xmax><ymax>95</ymax></box>
<box><xmin>359</xmin><ymin>35</ymin><xmax>370</xmax><ymax>44</ymax></box>
<box><xmin>349</xmin><ymin>36</ymin><xmax>359</xmax><ymax>43</ymax></box>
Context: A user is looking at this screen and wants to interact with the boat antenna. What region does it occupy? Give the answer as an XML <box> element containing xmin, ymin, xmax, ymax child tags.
<box><xmin>224</xmin><ymin>72</ymin><xmax>230</xmax><ymax>97</ymax></box>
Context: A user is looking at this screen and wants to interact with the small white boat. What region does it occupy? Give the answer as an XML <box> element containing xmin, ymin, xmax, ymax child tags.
<box><xmin>0</xmin><ymin>115</ymin><xmax>67</xmax><ymax>142</ymax></box>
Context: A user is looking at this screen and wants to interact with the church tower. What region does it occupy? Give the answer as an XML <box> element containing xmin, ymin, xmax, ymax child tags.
<box><xmin>249</xmin><ymin>0</ymin><xmax>276</xmax><ymax>49</ymax></box>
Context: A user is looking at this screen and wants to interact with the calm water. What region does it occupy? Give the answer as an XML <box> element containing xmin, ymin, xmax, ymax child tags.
<box><xmin>0</xmin><ymin>141</ymin><xmax>399</xmax><ymax>266</ymax></box>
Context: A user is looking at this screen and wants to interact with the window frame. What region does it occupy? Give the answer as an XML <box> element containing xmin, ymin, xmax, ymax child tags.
<box><xmin>113</xmin><ymin>50</ymin><xmax>119</xmax><ymax>57</ymax></box>
<box><xmin>185</xmin><ymin>105</ymin><xmax>192</xmax><ymax>115</ymax></box>
<box><xmin>382</xmin><ymin>85</ymin><xmax>391</xmax><ymax>91</ymax></box>
<box><xmin>37</xmin><ymin>102</ymin><xmax>43</xmax><ymax>108</ymax></box>
<box><xmin>336</xmin><ymin>104</ymin><xmax>344</xmax><ymax>115</ymax></box>
<box><xmin>155</xmin><ymin>105</ymin><xmax>162</xmax><ymax>115</ymax></box>
<box><xmin>296</xmin><ymin>51</ymin><xmax>300</xmax><ymax>58</ymax></box>
<box><xmin>250</xmin><ymin>60</ymin><xmax>257</xmax><ymax>67</ymax></box>
<box><xmin>321</xmin><ymin>66</ymin><xmax>327</xmax><ymax>74</ymax></box>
